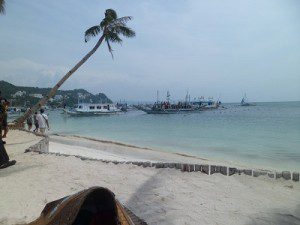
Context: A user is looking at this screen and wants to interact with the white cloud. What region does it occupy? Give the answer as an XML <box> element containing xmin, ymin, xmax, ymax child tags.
<box><xmin>0</xmin><ymin>58</ymin><xmax>68</xmax><ymax>87</ymax></box>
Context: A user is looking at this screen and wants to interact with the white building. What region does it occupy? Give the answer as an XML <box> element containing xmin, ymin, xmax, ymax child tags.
<box><xmin>54</xmin><ymin>95</ymin><xmax>63</xmax><ymax>101</ymax></box>
<box><xmin>12</xmin><ymin>91</ymin><xmax>26</xmax><ymax>98</ymax></box>
<box><xmin>29</xmin><ymin>93</ymin><xmax>43</xmax><ymax>98</ymax></box>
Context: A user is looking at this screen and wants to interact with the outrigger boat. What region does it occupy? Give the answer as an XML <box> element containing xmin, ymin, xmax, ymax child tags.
<box><xmin>140</xmin><ymin>92</ymin><xmax>220</xmax><ymax>114</ymax></box>
<box><xmin>240</xmin><ymin>94</ymin><xmax>256</xmax><ymax>106</ymax></box>
<box><xmin>64</xmin><ymin>102</ymin><xmax>121</xmax><ymax>116</ymax></box>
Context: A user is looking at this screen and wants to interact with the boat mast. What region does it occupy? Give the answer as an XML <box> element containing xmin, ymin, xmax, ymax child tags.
<box><xmin>166</xmin><ymin>91</ymin><xmax>170</xmax><ymax>102</ymax></box>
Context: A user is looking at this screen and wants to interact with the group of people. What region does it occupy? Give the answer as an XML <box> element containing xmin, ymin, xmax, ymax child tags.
<box><xmin>26</xmin><ymin>108</ymin><xmax>50</xmax><ymax>135</ymax></box>
<box><xmin>0</xmin><ymin>90</ymin><xmax>50</xmax><ymax>169</ymax></box>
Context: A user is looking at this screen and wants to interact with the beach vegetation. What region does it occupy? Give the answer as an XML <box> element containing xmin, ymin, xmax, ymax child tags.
<box><xmin>15</xmin><ymin>9</ymin><xmax>135</xmax><ymax>126</ymax></box>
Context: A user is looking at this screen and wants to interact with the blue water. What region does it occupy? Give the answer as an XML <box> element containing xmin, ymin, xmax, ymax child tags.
<box><xmin>48</xmin><ymin>102</ymin><xmax>300</xmax><ymax>171</ymax></box>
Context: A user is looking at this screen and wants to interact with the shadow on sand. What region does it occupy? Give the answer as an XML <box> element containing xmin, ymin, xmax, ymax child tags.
<box><xmin>0</xmin><ymin>164</ymin><xmax>42</xmax><ymax>178</ymax></box>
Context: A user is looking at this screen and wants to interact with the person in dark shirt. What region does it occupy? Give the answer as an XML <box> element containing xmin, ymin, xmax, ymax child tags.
<box><xmin>0</xmin><ymin>91</ymin><xmax>16</xmax><ymax>169</ymax></box>
<box><xmin>0</xmin><ymin>91</ymin><xmax>8</xmax><ymax>139</ymax></box>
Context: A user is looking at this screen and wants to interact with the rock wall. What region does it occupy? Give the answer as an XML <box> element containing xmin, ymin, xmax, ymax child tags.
<box><xmin>24</xmin><ymin>136</ymin><xmax>49</xmax><ymax>153</ymax></box>
<box><xmin>22</xmin><ymin>131</ymin><xmax>298</xmax><ymax>182</ymax></box>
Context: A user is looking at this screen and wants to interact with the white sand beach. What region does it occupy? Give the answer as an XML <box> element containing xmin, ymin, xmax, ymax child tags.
<box><xmin>0</xmin><ymin>130</ymin><xmax>299</xmax><ymax>225</ymax></box>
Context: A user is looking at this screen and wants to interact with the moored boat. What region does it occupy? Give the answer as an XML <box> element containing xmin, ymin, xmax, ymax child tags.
<box><xmin>240</xmin><ymin>94</ymin><xmax>256</xmax><ymax>106</ymax></box>
<box><xmin>140</xmin><ymin>92</ymin><xmax>220</xmax><ymax>114</ymax></box>
<box><xmin>64</xmin><ymin>102</ymin><xmax>121</xmax><ymax>116</ymax></box>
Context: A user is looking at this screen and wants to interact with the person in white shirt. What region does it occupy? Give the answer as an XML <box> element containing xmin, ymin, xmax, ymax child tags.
<box><xmin>36</xmin><ymin>109</ymin><xmax>49</xmax><ymax>135</ymax></box>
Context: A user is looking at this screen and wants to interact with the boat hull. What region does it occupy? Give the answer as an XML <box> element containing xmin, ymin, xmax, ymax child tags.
<box><xmin>64</xmin><ymin>109</ymin><xmax>121</xmax><ymax>116</ymax></box>
<box><xmin>141</xmin><ymin>108</ymin><xmax>201</xmax><ymax>114</ymax></box>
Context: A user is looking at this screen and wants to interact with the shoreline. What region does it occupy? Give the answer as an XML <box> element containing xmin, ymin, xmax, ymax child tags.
<box><xmin>50</xmin><ymin>133</ymin><xmax>299</xmax><ymax>173</ymax></box>
<box><xmin>52</xmin><ymin>133</ymin><xmax>209</xmax><ymax>161</ymax></box>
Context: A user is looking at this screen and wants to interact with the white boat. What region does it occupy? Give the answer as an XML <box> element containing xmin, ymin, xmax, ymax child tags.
<box><xmin>7</xmin><ymin>107</ymin><xmax>22</xmax><ymax>118</ymax></box>
<box><xmin>240</xmin><ymin>94</ymin><xmax>256</xmax><ymax>106</ymax></box>
<box><xmin>64</xmin><ymin>103</ymin><xmax>121</xmax><ymax>115</ymax></box>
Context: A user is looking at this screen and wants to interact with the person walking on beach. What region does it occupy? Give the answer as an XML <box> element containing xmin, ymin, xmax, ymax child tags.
<box><xmin>26</xmin><ymin>107</ymin><xmax>33</xmax><ymax>131</ymax></box>
<box><xmin>36</xmin><ymin>109</ymin><xmax>49</xmax><ymax>135</ymax></box>
<box><xmin>33</xmin><ymin>112</ymin><xmax>39</xmax><ymax>132</ymax></box>
<box><xmin>0</xmin><ymin>91</ymin><xmax>9</xmax><ymax>140</ymax></box>
<box><xmin>0</xmin><ymin>91</ymin><xmax>16</xmax><ymax>169</ymax></box>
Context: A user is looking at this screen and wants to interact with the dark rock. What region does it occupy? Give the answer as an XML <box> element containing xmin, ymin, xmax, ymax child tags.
<box><xmin>267</xmin><ymin>172</ymin><xmax>275</xmax><ymax>178</ymax></box>
<box><xmin>155</xmin><ymin>163</ymin><xmax>163</xmax><ymax>168</ymax></box>
<box><xmin>168</xmin><ymin>163</ymin><xmax>175</xmax><ymax>168</ymax></box>
<box><xmin>259</xmin><ymin>171</ymin><xmax>268</xmax><ymax>176</ymax></box>
<box><xmin>189</xmin><ymin>164</ymin><xmax>195</xmax><ymax>172</ymax></box>
<box><xmin>142</xmin><ymin>162</ymin><xmax>151</xmax><ymax>167</ymax></box>
<box><xmin>228</xmin><ymin>167</ymin><xmax>237</xmax><ymax>176</ymax></box>
<box><xmin>195</xmin><ymin>164</ymin><xmax>201</xmax><ymax>172</ymax></box>
<box><xmin>253</xmin><ymin>170</ymin><xmax>260</xmax><ymax>177</ymax></box>
<box><xmin>175</xmin><ymin>163</ymin><xmax>182</xmax><ymax>170</ymax></box>
<box><xmin>163</xmin><ymin>163</ymin><xmax>169</xmax><ymax>168</ymax></box>
<box><xmin>181</xmin><ymin>164</ymin><xmax>189</xmax><ymax>172</ymax></box>
<box><xmin>220</xmin><ymin>166</ymin><xmax>227</xmax><ymax>175</ymax></box>
<box><xmin>210</xmin><ymin>165</ymin><xmax>217</xmax><ymax>174</ymax></box>
<box><xmin>292</xmin><ymin>172</ymin><xmax>299</xmax><ymax>182</ymax></box>
<box><xmin>202</xmin><ymin>165</ymin><xmax>209</xmax><ymax>175</ymax></box>
<box><xmin>282</xmin><ymin>171</ymin><xmax>291</xmax><ymax>180</ymax></box>
<box><xmin>275</xmin><ymin>172</ymin><xmax>282</xmax><ymax>179</ymax></box>
<box><xmin>243</xmin><ymin>169</ymin><xmax>252</xmax><ymax>176</ymax></box>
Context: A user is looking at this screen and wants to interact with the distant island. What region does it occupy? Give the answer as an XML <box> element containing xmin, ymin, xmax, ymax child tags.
<box><xmin>0</xmin><ymin>80</ymin><xmax>112</xmax><ymax>107</ymax></box>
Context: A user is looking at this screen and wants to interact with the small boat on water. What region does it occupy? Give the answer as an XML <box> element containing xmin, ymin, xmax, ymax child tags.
<box><xmin>240</xmin><ymin>94</ymin><xmax>256</xmax><ymax>106</ymax></box>
<box><xmin>140</xmin><ymin>92</ymin><xmax>220</xmax><ymax>114</ymax></box>
<box><xmin>64</xmin><ymin>102</ymin><xmax>121</xmax><ymax>116</ymax></box>
<box><xmin>7</xmin><ymin>107</ymin><xmax>22</xmax><ymax>118</ymax></box>
<box><xmin>141</xmin><ymin>103</ymin><xmax>199</xmax><ymax>114</ymax></box>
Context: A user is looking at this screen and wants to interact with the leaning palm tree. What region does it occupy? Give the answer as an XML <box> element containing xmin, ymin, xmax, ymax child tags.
<box><xmin>0</xmin><ymin>0</ymin><xmax>5</xmax><ymax>14</ymax></box>
<box><xmin>15</xmin><ymin>9</ymin><xmax>135</xmax><ymax>126</ymax></box>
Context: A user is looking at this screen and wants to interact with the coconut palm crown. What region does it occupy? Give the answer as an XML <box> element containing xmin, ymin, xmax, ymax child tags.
<box><xmin>15</xmin><ymin>9</ymin><xmax>135</xmax><ymax>126</ymax></box>
<box><xmin>85</xmin><ymin>9</ymin><xmax>135</xmax><ymax>58</ymax></box>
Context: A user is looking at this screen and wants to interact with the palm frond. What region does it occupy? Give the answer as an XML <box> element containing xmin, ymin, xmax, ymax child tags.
<box><xmin>84</xmin><ymin>25</ymin><xmax>101</xmax><ymax>42</ymax></box>
<box><xmin>106</xmin><ymin>39</ymin><xmax>114</xmax><ymax>59</ymax></box>
<box><xmin>107</xmin><ymin>16</ymin><xmax>133</xmax><ymax>29</ymax></box>
<box><xmin>0</xmin><ymin>0</ymin><xmax>5</xmax><ymax>15</ymax></box>
<box><xmin>114</xmin><ymin>16</ymin><xmax>132</xmax><ymax>24</ymax></box>
<box><xmin>114</xmin><ymin>26</ymin><xmax>135</xmax><ymax>38</ymax></box>
<box><xmin>106</xmin><ymin>31</ymin><xmax>123</xmax><ymax>44</ymax></box>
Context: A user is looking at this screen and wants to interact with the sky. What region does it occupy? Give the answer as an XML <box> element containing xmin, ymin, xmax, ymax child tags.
<box><xmin>0</xmin><ymin>0</ymin><xmax>299</xmax><ymax>103</ymax></box>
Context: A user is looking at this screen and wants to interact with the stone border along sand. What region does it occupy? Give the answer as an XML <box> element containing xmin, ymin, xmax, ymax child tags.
<box><xmin>21</xmin><ymin>134</ymin><xmax>299</xmax><ymax>182</ymax></box>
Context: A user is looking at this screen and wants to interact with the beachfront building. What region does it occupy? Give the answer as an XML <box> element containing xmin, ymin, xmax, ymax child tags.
<box><xmin>12</xmin><ymin>91</ymin><xmax>26</xmax><ymax>98</ymax></box>
<box><xmin>54</xmin><ymin>95</ymin><xmax>63</xmax><ymax>101</ymax></box>
<box><xmin>29</xmin><ymin>93</ymin><xmax>43</xmax><ymax>99</ymax></box>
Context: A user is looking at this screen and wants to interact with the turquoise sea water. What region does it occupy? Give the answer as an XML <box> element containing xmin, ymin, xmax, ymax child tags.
<box><xmin>47</xmin><ymin>102</ymin><xmax>300</xmax><ymax>171</ymax></box>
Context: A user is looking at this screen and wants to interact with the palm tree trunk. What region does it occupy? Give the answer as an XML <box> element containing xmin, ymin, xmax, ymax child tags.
<box><xmin>15</xmin><ymin>34</ymin><xmax>105</xmax><ymax>127</ymax></box>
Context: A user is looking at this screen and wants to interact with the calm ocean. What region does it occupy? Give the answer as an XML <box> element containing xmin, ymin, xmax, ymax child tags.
<box><xmin>47</xmin><ymin>102</ymin><xmax>300</xmax><ymax>171</ymax></box>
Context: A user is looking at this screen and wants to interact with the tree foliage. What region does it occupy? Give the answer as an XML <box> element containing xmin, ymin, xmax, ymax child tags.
<box><xmin>85</xmin><ymin>9</ymin><xmax>135</xmax><ymax>58</ymax></box>
<box><xmin>0</xmin><ymin>0</ymin><xmax>5</xmax><ymax>14</ymax></box>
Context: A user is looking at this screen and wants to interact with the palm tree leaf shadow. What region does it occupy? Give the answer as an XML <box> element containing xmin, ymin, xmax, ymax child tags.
<box><xmin>0</xmin><ymin>164</ymin><xmax>42</xmax><ymax>178</ymax></box>
<box><xmin>246</xmin><ymin>205</ymin><xmax>300</xmax><ymax>225</ymax></box>
<box><xmin>125</xmin><ymin>169</ymin><xmax>172</xmax><ymax>224</ymax></box>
